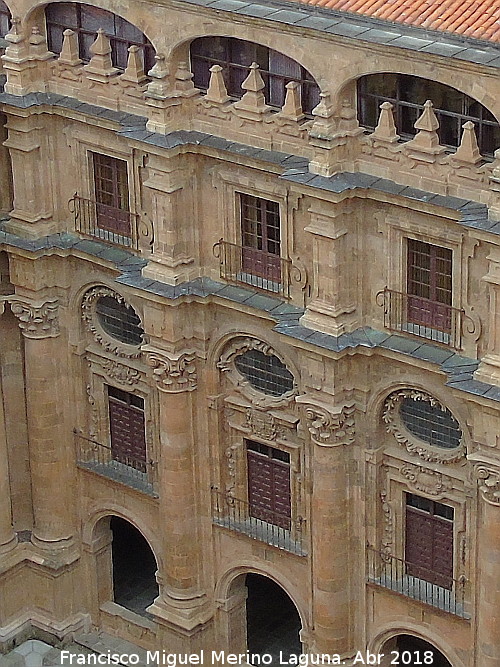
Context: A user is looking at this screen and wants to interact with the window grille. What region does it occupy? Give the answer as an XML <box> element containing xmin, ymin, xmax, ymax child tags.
<box><xmin>235</xmin><ymin>349</ymin><xmax>294</xmax><ymax>396</ymax></box>
<box><xmin>45</xmin><ymin>2</ymin><xmax>155</xmax><ymax>71</ymax></box>
<box><xmin>96</xmin><ymin>295</ymin><xmax>144</xmax><ymax>346</ymax></box>
<box><xmin>191</xmin><ymin>36</ymin><xmax>320</xmax><ymax>114</ymax></box>
<box><xmin>400</xmin><ymin>397</ymin><xmax>461</xmax><ymax>449</ymax></box>
<box><xmin>357</xmin><ymin>73</ymin><xmax>500</xmax><ymax>157</ymax></box>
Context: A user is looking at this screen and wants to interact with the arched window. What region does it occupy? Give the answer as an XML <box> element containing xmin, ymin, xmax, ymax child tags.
<box><xmin>358</xmin><ymin>73</ymin><xmax>500</xmax><ymax>156</ymax></box>
<box><xmin>45</xmin><ymin>3</ymin><xmax>155</xmax><ymax>71</ymax></box>
<box><xmin>191</xmin><ymin>37</ymin><xmax>320</xmax><ymax>114</ymax></box>
<box><xmin>0</xmin><ymin>0</ymin><xmax>11</xmax><ymax>38</ymax></box>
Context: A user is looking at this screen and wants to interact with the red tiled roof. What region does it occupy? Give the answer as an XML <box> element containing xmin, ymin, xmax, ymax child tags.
<box><xmin>290</xmin><ymin>0</ymin><xmax>500</xmax><ymax>43</ymax></box>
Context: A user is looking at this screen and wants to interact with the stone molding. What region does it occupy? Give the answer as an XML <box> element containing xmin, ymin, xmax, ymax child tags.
<box><xmin>81</xmin><ymin>286</ymin><xmax>142</xmax><ymax>358</ymax></box>
<box><xmin>471</xmin><ymin>457</ymin><xmax>500</xmax><ymax>506</ymax></box>
<box><xmin>299</xmin><ymin>400</ymin><xmax>355</xmax><ymax>447</ymax></box>
<box><xmin>91</xmin><ymin>357</ymin><xmax>142</xmax><ymax>387</ymax></box>
<box><xmin>144</xmin><ymin>348</ymin><xmax>197</xmax><ymax>392</ymax></box>
<box><xmin>9</xmin><ymin>297</ymin><xmax>60</xmax><ymax>338</ymax></box>
<box><xmin>400</xmin><ymin>463</ymin><xmax>452</xmax><ymax>497</ymax></box>
<box><xmin>382</xmin><ymin>389</ymin><xmax>465</xmax><ymax>464</ymax></box>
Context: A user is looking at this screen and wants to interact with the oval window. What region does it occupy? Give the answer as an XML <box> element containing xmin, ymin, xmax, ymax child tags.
<box><xmin>234</xmin><ymin>349</ymin><xmax>294</xmax><ymax>396</ymax></box>
<box><xmin>400</xmin><ymin>397</ymin><xmax>461</xmax><ymax>449</ymax></box>
<box><xmin>95</xmin><ymin>294</ymin><xmax>143</xmax><ymax>346</ymax></box>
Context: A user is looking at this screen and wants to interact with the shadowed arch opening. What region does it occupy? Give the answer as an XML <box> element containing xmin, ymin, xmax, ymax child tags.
<box><xmin>45</xmin><ymin>2</ymin><xmax>155</xmax><ymax>70</ymax></box>
<box><xmin>357</xmin><ymin>73</ymin><xmax>500</xmax><ymax>156</ymax></box>
<box><xmin>190</xmin><ymin>36</ymin><xmax>320</xmax><ymax>114</ymax></box>
<box><xmin>109</xmin><ymin>516</ymin><xmax>158</xmax><ymax>617</ymax></box>
<box><xmin>380</xmin><ymin>635</ymin><xmax>452</xmax><ymax>667</ymax></box>
<box><xmin>0</xmin><ymin>0</ymin><xmax>10</xmax><ymax>37</ymax></box>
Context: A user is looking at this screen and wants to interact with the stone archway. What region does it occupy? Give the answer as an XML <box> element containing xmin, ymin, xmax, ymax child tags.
<box><xmin>380</xmin><ymin>635</ymin><xmax>452</xmax><ymax>667</ymax></box>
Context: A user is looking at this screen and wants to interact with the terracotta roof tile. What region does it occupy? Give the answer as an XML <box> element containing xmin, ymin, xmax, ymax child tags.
<box><xmin>288</xmin><ymin>0</ymin><xmax>500</xmax><ymax>43</ymax></box>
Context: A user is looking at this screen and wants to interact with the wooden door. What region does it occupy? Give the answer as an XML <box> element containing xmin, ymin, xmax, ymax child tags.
<box><xmin>92</xmin><ymin>152</ymin><xmax>131</xmax><ymax>236</ymax></box>
<box><xmin>240</xmin><ymin>194</ymin><xmax>281</xmax><ymax>282</ymax></box>
<box><xmin>108</xmin><ymin>386</ymin><xmax>146</xmax><ymax>468</ymax></box>
<box><xmin>247</xmin><ymin>440</ymin><xmax>291</xmax><ymax>529</ymax></box>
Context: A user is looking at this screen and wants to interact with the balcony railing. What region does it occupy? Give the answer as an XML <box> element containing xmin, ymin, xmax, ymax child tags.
<box><xmin>377</xmin><ymin>288</ymin><xmax>465</xmax><ymax>349</ymax></box>
<box><xmin>211</xmin><ymin>487</ymin><xmax>306</xmax><ymax>556</ymax></box>
<box><xmin>74</xmin><ymin>431</ymin><xmax>158</xmax><ymax>497</ymax></box>
<box><xmin>69</xmin><ymin>194</ymin><xmax>141</xmax><ymax>250</ymax></box>
<box><xmin>213</xmin><ymin>239</ymin><xmax>297</xmax><ymax>298</ymax></box>
<box><xmin>367</xmin><ymin>547</ymin><xmax>469</xmax><ymax>618</ymax></box>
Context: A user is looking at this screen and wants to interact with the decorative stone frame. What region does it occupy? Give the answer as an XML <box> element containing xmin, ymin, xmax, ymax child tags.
<box><xmin>382</xmin><ymin>388</ymin><xmax>466</xmax><ymax>464</ymax></box>
<box><xmin>81</xmin><ymin>285</ymin><xmax>145</xmax><ymax>359</ymax></box>
<box><xmin>217</xmin><ymin>336</ymin><xmax>298</xmax><ymax>408</ymax></box>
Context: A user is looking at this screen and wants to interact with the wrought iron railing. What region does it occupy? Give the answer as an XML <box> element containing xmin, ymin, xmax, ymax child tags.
<box><xmin>376</xmin><ymin>288</ymin><xmax>466</xmax><ymax>349</ymax></box>
<box><xmin>213</xmin><ymin>239</ymin><xmax>297</xmax><ymax>298</ymax></box>
<box><xmin>74</xmin><ymin>430</ymin><xmax>158</xmax><ymax>497</ymax></box>
<box><xmin>367</xmin><ymin>547</ymin><xmax>469</xmax><ymax>618</ymax></box>
<box><xmin>211</xmin><ymin>487</ymin><xmax>306</xmax><ymax>555</ymax></box>
<box><xmin>69</xmin><ymin>194</ymin><xmax>141</xmax><ymax>250</ymax></box>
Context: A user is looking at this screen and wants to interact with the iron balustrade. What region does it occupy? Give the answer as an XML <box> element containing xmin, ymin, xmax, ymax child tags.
<box><xmin>213</xmin><ymin>239</ymin><xmax>295</xmax><ymax>298</ymax></box>
<box><xmin>69</xmin><ymin>194</ymin><xmax>140</xmax><ymax>250</ymax></box>
<box><xmin>211</xmin><ymin>487</ymin><xmax>306</xmax><ymax>555</ymax></box>
<box><xmin>74</xmin><ymin>430</ymin><xmax>158</xmax><ymax>497</ymax></box>
<box><xmin>376</xmin><ymin>287</ymin><xmax>467</xmax><ymax>349</ymax></box>
<box><xmin>367</xmin><ymin>547</ymin><xmax>469</xmax><ymax>618</ymax></box>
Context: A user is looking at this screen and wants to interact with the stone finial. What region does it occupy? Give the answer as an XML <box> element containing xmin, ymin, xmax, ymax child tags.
<box><xmin>29</xmin><ymin>26</ymin><xmax>53</xmax><ymax>60</ymax></box>
<box><xmin>58</xmin><ymin>29</ymin><xmax>82</xmax><ymax>66</ymax></box>
<box><xmin>83</xmin><ymin>29</ymin><xmax>119</xmax><ymax>80</ymax></box>
<box><xmin>410</xmin><ymin>100</ymin><xmax>440</xmax><ymax>149</ymax></box>
<box><xmin>453</xmin><ymin>121</ymin><xmax>482</xmax><ymax>164</ymax></box>
<box><xmin>233</xmin><ymin>62</ymin><xmax>269</xmax><ymax>113</ymax></box>
<box><xmin>121</xmin><ymin>45</ymin><xmax>147</xmax><ymax>85</ymax></box>
<box><xmin>145</xmin><ymin>54</ymin><xmax>170</xmax><ymax>98</ymax></box>
<box><xmin>371</xmin><ymin>101</ymin><xmax>399</xmax><ymax>142</ymax></box>
<box><xmin>309</xmin><ymin>91</ymin><xmax>337</xmax><ymax>138</ymax></box>
<box><xmin>205</xmin><ymin>64</ymin><xmax>230</xmax><ymax>103</ymax></box>
<box><xmin>173</xmin><ymin>61</ymin><xmax>198</xmax><ymax>97</ymax></box>
<box><xmin>279</xmin><ymin>81</ymin><xmax>304</xmax><ymax>121</ymax></box>
<box><xmin>3</xmin><ymin>17</ymin><xmax>29</xmax><ymax>60</ymax></box>
<box><xmin>338</xmin><ymin>98</ymin><xmax>360</xmax><ymax>132</ymax></box>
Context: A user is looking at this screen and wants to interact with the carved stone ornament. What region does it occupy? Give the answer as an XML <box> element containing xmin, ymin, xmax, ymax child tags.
<box><xmin>225</xmin><ymin>443</ymin><xmax>240</xmax><ymax>496</ymax></box>
<box><xmin>81</xmin><ymin>286</ymin><xmax>141</xmax><ymax>358</ymax></box>
<box><xmin>474</xmin><ymin>462</ymin><xmax>500</xmax><ymax>506</ymax></box>
<box><xmin>95</xmin><ymin>358</ymin><xmax>142</xmax><ymax>386</ymax></box>
<box><xmin>145</xmin><ymin>349</ymin><xmax>197</xmax><ymax>392</ymax></box>
<box><xmin>380</xmin><ymin>489</ymin><xmax>393</xmax><ymax>561</ymax></box>
<box><xmin>400</xmin><ymin>464</ymin><xmax>451</xmax><ymax>496</ymax></box>
<box><xmin>246</xmin><ymin>409</ymin><xmax>277</xmax><ymax>441</ymax></box>
<box><xmin>304</xmin><ymin>403</ymin><xmax>355</xmax><ymax>447</ymax></box>
<box><xmin>217</xmin><ymin>337</ymin><xmax>296</xmax><ymax>405</ymax></box>
<box><xmin>10</xmin><ymin>298</ymin><xmax>60</xmax><ymax>338</ymax></box>
<box><xmin>382</xmin><ymin>389</ymin><xmax>465</xmax><ymax>464</ymax></box>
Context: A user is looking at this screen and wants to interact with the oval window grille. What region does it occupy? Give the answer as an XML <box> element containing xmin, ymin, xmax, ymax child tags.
<box><xmin>399</xmin><ymin>396</ymin><xmax>461</xmax><ymax>449</ymax></box>
<box><xmin>95</xmin><ymin>295</ymin><xmax>144</xmax><ymax>346</ymax></box>
<box><xmin>234</xmin><ymin>349</ymin><xmax>294</xmax><ymax>396</ymax></box>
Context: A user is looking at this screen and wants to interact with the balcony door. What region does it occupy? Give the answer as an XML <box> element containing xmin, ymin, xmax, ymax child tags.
<box><xmin>405</xmin><ymin>494</ymin><xmax>454</xmax><ymax>589</ymax></box>
<box><xmin>407</xmin><ymin>239</ymin><xmax>452</xmax><ymax>332</ymax></box>
<box><xmin>246</xmin><ymin>440</ymin><xmax>291</xmax><ymax>530</ymax></box>
<box><xmin>92</xmin><ymin>152</ymin><xmax>130</xmax><ymax>236</ymax></box>
<box><xmin>240</xmin><ymin>194</ymin><xmax>281</xmax><ymax>283</ymax></box>
<box><xmin>107</xmin><ymin>386</ymin><xmax>146</xmax><ymax>469</ymax></box>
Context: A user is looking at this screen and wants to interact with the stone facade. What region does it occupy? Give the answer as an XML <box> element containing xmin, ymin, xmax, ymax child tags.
<box><xmin>0</xmin><ymin>0</ymin><xmax>499</xmax><ymax>665</ymax></box>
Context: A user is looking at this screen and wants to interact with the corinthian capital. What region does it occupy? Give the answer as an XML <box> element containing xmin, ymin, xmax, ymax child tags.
<box><xmin>472</xmin><ymin>459</ymin><xmax>500</xmax><ymax>506</ymax></box>
<box><xmin>9</xmin><ymin>298</ymin><xmax>60</xmax><ymax>338</ymax></box>
<box><xmin>297</xmin><ymin>397</ymin><xmax>355</xmax><ymax>447</ymax></box>
<box><xmin>144</xmin><ymin>347</ymin><xmax>197</xmax><ymax>392</ymax></box>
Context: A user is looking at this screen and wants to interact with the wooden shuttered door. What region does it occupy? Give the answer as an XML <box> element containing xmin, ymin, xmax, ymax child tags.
<box><xmin>407</xmin><ymin>239</ymin><xmax>453</xmax><ymax>333</ymax></box>
<box><xmin>246</xmin><ymin>440</ymin><xmax>291</xmax><ymax>529</ymax></box>
<box><xmin>108</xmin><ymin>386</ymin><xmax>146</xmax><ymax>469</ymax></box>
<box><xmin>92</xmin><ymin>152</ymin><xmax>131</xmax><ymax>236</ymax></box>
<box><xmin>240</xmin><ymin>194</ymin><xmax>281</xmax><ymax>282</ymax></box>
<box><xmin>405</xmin><ymin>494</ymin><xmax>454</xmax><ymax>589</ymax></box>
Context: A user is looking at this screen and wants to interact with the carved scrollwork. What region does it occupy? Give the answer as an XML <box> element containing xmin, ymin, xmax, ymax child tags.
<box><xmin>145</xmin><ymin>349</ymin><xmax>197</xmax><ymax>392</ymax></box>
<box><xmin>97</xmin><ymin>358</ymin><xmax>142</xmax><ymax>386</ymax></box>
<box><xmin>10</xmin><ymin>298</ymin><xmax>60</xmax><ymax>338</ymax></box>
<box><xmin>400</xmin><ymin>463</ymin><xmax>451</xmax><ymax>496</ymax></box>
<box><xmin>245</xmin><ymin>409</ymin><xmax>277</xmax><ymax>441</ymax></box>
<box><xmin>382</xmin><ymin>389</ymin><xmax>465</xmax><ymax>464</ymax></box>
<box><xmin>474</xmin><ymin>463</ymin><xmax>500</xmax><ymax>506</ymax></box>
<box><xmin>380</xmin><ymin>490</ymin><xmax>393</xmax><ymax>561</ymax></box>
<box><xmin>218</xmin><ymin>337</ymin><xmax>276</xmax><ymax>372</ymax></box>
<box><xmin>81</xmin><ymin>286</ymin><xmax>141</xmax><ymax>358</ymax></box>
<box><xmin>304</xmin><ymin>403</ymin><xmax>355</xmax><ymax>446</ymax></box>
<box><xmin>225</xmin><ymin>443</ymin><xmax>240</xmax><ymax>497</ymax></box>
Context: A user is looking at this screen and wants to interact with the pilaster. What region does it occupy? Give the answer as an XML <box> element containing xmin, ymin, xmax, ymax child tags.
<box><xmin>475</xmin><ymin>246</ymin><xmax>500</xmax><ymax>384</ymax></box>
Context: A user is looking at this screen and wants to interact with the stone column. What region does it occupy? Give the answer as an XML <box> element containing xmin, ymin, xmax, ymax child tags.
<box><xmin>10</xmin><ymin>297</ymin><xmax>74</xmax><ymax>551</ymax></box>
<box><xmin>144</xmin><ymin>346</ymin><xmax>209</xmax><ymax>631</ymax></box>
<box><xmin>300</xmin><ymin>398</ymin><xmax>356</xmax><ymax>657</ymax></box>
<box><xmin>475</xmin><ymin>246</ymin><xmax>500</xmax><ymax>385</ymax></box>
<box><xmin>0</xmin><ymin>301</ymin><xmax>17</xmax><ymax>554</ymax></box>
<box><xmin>472</xmin><ymin>458</ymin><xmax>500</xmax><ymax>665</ymax></box>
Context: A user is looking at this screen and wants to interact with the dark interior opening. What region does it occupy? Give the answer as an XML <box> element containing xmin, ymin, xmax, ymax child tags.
<box><xmin>110</xmin><ymin>516</ymin><xmax>158</xmax><ymax>617</ymax></box>
<box><xmin>395</xmin><ymin>635</ymin><xmax>452</xmax><ymax>667</ymax></box>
